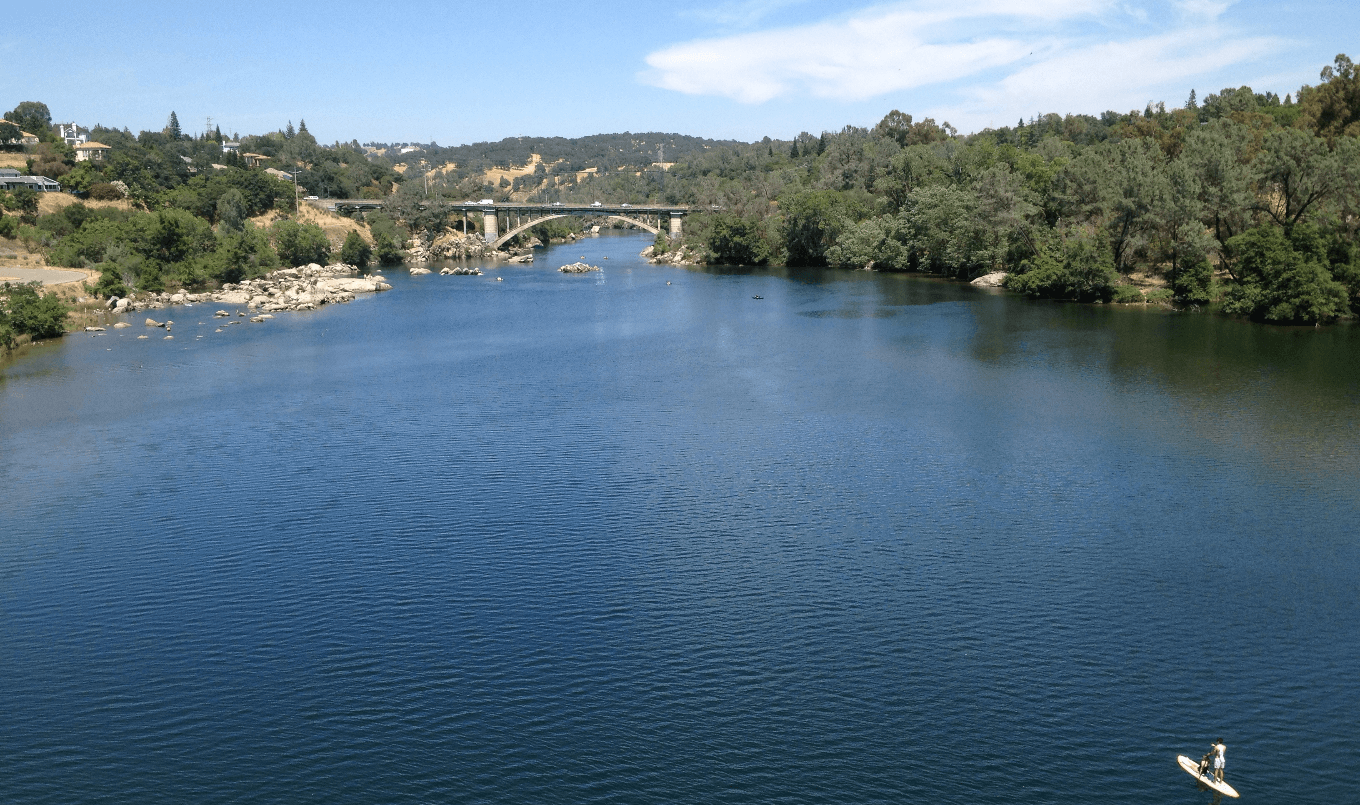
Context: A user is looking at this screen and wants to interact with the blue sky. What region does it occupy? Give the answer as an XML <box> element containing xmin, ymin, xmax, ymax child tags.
<box><xmin>3</xmin><ymin>0</ymin><xmax>1354</xmax><ymax>146</ymax></box>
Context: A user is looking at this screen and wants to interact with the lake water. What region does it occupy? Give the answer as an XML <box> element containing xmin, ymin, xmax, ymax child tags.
<box><xmin>3</xmin><ymin>231</ymin><xmax>1358</xmax><ymax>804</ymax></box>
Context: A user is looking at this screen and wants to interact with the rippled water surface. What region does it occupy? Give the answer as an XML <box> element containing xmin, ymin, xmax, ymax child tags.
<box><xmin>3</xmin><ymin>232</ymin><xmax>1358</xmax><ymax>804</ymax></box>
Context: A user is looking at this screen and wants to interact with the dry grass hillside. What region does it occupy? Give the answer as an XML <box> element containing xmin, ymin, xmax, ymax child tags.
<box><xmin>1</xmin><ymin>152</ymin><xmax>30</xmax><ymax>169</ymax></box>
<box><xmin>252</xmin><ymin>203</ymin><xmax>372</xmax><ymax>248</ymax></box>
<box><xmin>38</xmin><ymin>193</ymin><xmax>138</xmax><ymax>215</ymax></box>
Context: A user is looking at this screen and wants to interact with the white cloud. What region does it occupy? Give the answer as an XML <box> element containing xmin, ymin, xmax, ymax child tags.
<box><xmin>642</xmin><ymin>0</ymin><xmax>1270</xmax><ymax>121</ymax></box>
<box><xmin>938</xmin><ymin>26</ymin><xmax>1279</xmax><ymax>129</ymax></box>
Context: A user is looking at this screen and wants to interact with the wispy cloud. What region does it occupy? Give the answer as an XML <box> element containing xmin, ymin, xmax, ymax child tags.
<box><xmin>642</xmin><ymin>0</ymin><xmax>1278</xmax><ymax>128</ymax></box>
<box><xmin>686</xmin><ymin>0</ymin><xmax>812</xmax><ymax>29</ymax></box>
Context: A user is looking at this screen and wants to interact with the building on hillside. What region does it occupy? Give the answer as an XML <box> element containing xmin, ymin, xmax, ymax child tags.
<box><xmin>398</xmin><ymin>145</ymin><xmax>421</xmax><ymax>155</ymax></box>
<box><xmin>242</xmin><ymin>153</ymin><xmax>269</xmax><ymax>167</ymax></box>
<box><xmin>74</xmin><ymin>142</ymin><xmax>113</xmax><ymax>162</ymax></box>
<box><xmin>221</xmin><ymin>141</ymin><xmax>240</xmax><ymax>154</ymax></box>
<box><xmin>264</xmin><ymin>167</ymin><xmax>292</xmax><ymax>182</ymax></box>
<box><xmin>55</xmin><ymin>123</ymin><xmax>89</xmax><ymax>146</ymax></box>
<box><xmin>18</xmin><ymin>131</ymin><xmax>40</xmax><ymax>146</ymax></box>
<box><xmin>0</xmin><ymin>168</ymin><xmax>62</xmax><ymax>192</ymax></box>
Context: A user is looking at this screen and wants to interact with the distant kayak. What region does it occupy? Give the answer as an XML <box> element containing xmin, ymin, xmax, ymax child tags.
<box><xmin>1177</xmin><ymin>755</ymin><xmax>1240</xmax><ymax>798</ymax></box>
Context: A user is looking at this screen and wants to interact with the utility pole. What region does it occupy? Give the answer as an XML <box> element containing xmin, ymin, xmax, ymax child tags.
<box><xmin>294</xmin><ymin>170</ymin><xmax>300</xmax><ymax>214</ymax></box>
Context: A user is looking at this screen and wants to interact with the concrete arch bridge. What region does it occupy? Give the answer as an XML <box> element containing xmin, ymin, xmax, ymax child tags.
<box><xmin>321</xmin><ymin>200</ymin><xmax>689</xmax><ymax>250</ymax></box>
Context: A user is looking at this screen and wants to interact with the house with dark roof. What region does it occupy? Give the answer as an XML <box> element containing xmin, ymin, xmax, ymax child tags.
<box><xmin>0</xmin><ymin>168</ymin><xmax>62</xmax><ymax>192</ymax></box>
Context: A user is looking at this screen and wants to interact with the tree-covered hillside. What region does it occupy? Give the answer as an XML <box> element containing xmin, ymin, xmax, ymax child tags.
<box><xmin>4</xmin><ymin>54</ymin><xmax>1359</xmax><ymax>325</ymax></box>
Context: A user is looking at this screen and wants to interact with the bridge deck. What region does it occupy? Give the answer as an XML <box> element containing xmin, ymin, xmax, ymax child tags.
<box><xmin>315</xmin><ymin>199</ymin><xmax>688</xmax><ymax>214</ymax></box>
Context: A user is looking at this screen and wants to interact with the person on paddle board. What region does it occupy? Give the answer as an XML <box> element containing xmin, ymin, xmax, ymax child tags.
<box><xmin>1212</xmin><ymin>738</ymin><xmax>1227</xmax><ymax>782</ymax></box>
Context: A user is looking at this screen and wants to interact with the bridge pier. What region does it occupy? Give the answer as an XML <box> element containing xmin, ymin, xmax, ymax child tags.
<box><xmin>483</xmin><ymin>210</ymin><xmax>498</xmax><ymax>243</ymax></box>
<box><xmin>669</xmin><ymin>214</ymin><xmax>683</xmax><ymax>239</ymax></box>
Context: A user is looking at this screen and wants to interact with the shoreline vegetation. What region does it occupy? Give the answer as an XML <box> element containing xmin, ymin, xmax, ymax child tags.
<box><xmin>1</xmin><ymin>53</ymin><xmax>1358</xmax><ymax>363</ymax></box>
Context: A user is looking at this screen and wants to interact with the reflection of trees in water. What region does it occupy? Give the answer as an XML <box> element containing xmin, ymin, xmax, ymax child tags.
<box><xmin>959</xmin><ymin>291</ymin><xmax>1360</xmax><ymax>471</ymax></box>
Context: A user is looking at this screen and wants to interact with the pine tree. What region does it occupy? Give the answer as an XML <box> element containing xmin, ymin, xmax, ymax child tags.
<box><xmin>166</xmin><ymin>111</ymin><xmax>181</xmax><ymax>139</ymax></box>
<box><xmin>214</xmin><ymin>125</ymin><xmax>223</xmax><ymax>142</ymax></box>
<box><xmin>789</xmin><ymin>140</ymin><xmax>799</xmax><ymax>159</ymax></box>
<box><xmin>1187</xmin><ymin>89</ymin><xmax>1198</xmax><ymax>109</ymax></box>
<box><xmin>298</xmin><ymin>119</ymin><xmax>309</xmax><ymax>136</ymax></box>
<box><xmin>285</xmin><ymin>121</ymin><xmax>295</xmax><ymax>139</ymax></box>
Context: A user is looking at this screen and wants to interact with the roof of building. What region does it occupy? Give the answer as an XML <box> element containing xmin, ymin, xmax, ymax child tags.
<box><xmin>0</xmin><ymin>174</ymin><xmax>62</xmax><ymax>190</ymax></box>
<box><xmin>0</xmin><ymin>168</ymin><xmax>20</xmax><ymax>177</ymax></box>
<box><xmin>76</xmin><ymin>141</ymin><xmax>112</xmax><ymax>150</ymax></box>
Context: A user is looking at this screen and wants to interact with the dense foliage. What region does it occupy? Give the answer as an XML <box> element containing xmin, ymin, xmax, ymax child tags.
<box><xmin>396</xmin><ymin>53</ymin><xmax>1354</xmax><ymax>325</ymax></box>
<box><xmin>6</xmin><ymin>54</ymin><xmax>1360</xmax><ymax>326</ymax></box>
<box><xmin>0</xmin><ymin>282</ymin><xmax>71</xmax><ymax>346</ymax></box>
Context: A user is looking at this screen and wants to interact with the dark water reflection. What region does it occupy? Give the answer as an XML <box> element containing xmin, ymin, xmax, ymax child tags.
<box><xmin>2</xmin><ymin>232</ymin><xmax>1356</xmax><ymax>805</ymax></box>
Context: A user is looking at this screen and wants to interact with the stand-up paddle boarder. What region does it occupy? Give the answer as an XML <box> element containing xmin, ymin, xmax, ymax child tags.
<box><xmin>1212</xmin><ymin>738</ymin><xmax>1227</xmax><ymax>783</ymax></box>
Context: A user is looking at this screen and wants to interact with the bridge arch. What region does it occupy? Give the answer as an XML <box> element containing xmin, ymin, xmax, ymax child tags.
<box><xmin>491</xmin><ymin>213</ymin><xmax>662</xmax><ymax>250</ymax></box>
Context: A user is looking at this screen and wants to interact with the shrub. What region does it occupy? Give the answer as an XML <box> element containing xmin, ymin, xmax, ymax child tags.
<box><xmin>1112</xmin><ymin>284</ymin><xmax>1144</xmax><ymax>303</ymax></box>
<box><xmin>1169</xmin><ymin>255</ymin><xmax>1213</xmax><ymax>305</ymax></box>
<box><xmin>3</xmin><ymin>282</ymin><xmax>71</xmax><ymax>339</ymax></box>
<box><xmin>0</xmin><ymin>214</ymin><xmax>16</xmax><ymax>239</ymax></box>
<box><xmin>1222</xmin><ymin>225</ymin><xmax>1348</xmax><ymax>323</ymax></box>
<box><xmin>88</xmin><ymin>182</ymin><xmax>125</xmax><ymax>201</ymax></box>
<box><xmin>706</xmin><ymin>214</ymin><xmax>770</xmax><ymax>265</ymax></box>
<box><xmin>1145</xmin><ymin>287</ymin><xmax>1174</xmax><ymax>303</ymax></box>
<box><xmin>340</xmin><ymin>229</ymin><xmax>371</xmax><ymax>268</ymax></box>
<box><xmin>271</xmin><ymin>219</ymin><xmax>331</xmax><ymax>266</ymax></box>
<box><xmin>1005</xmin><ymin>235</ymin><xmax>1118</xmax><ymax>302</ymax></box>
<box><xmin>91</xmin><ymin>267</ymin><xmax>128</xmax><ymax>298</ymax></box>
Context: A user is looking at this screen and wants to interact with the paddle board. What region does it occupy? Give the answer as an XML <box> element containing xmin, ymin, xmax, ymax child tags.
<box><xmin>1178</xmin><ymin>754</ymin><xmax>1240</xmax><ymax>798</ymax></box>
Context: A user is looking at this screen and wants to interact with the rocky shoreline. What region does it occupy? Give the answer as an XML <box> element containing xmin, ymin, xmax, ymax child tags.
<box><xmin>640</xmin><ymin>244</ymin><xmax>701</xmax><ymax>265</ymax></box>
<box><xmin>103</xmin><ymin>263</ymin><xmax>392</xmax><ymax>316</ymax></box>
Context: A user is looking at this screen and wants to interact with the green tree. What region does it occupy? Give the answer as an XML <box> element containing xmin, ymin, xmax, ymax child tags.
<box><xmin>779</xmin><ymin>189</ymin><xmax>869</xmax><ymax>266</ymax></box>
<box><xmin>166</xmin><ymin>111</ymin><xmax>181</xmax><ymax>140</ymax></box>
<box><xmin>1222</xmin><ymin>225</ymin><xmax>1348</xmax><ymax>323</ymax></box>
<box><xmin>271</xmin><ymin>219</ymin><xmax>331</xmax><ymax>266</ymax></box>
<box><xmin>1005</xmin><ymin>233</ymin><xmax>1119</xmax><ymax>301</ymax></box>
<box><xmin>91</xmin><ymin>266</ymin><xmax>129</xmax><ymax>299</ymax></box>
<box><xmin>0</xmin><ymin>121</ymin><xmax>21</xmax><ymax>152</ymax></box>
<box><xmin>4</xmin><ymin>101</ymin><xmax>52</xmax><ymax>138</ymax></box>
<box><xmin>3</xmin><ymin>282</ymin><xmax>71</xmax><ymax>339</ymax></box>
<box><xmin>340</xmin><ymin>229</ymin><xmax>372</xmax><ymax>267</ymax></box>
<box><xmin>217</xmin><ymin>188</ymin><xmax>247</xmax><ymax>232</ymax></box>
<box><xmin>1059</xmin><ymin>138</ymin><xmax>1167</xmax><ymax>274</ymax></box>
<box><xmin>4</xmin><ymin>186</ymin><xmax>40</xmax><ymax>224</ymax></box>
<box><xmin>1296</xmin><ymin>54</ymin><xmax>1360</xmax><ymax>141</ymax></box>
<box><xmin>1254</xmin><ymin>127</ymin><xmax>1340</xmax><ymax>232</ymax></box>
<box><xmin>706</xmin><ymin>214</ymin><xmax>770</xmax><ymax>265</ymax></box>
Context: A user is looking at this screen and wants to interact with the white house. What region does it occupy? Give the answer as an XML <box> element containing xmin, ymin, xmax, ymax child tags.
<box><xmin>74</xmin><ymin>142</ymin><xmax>112</xmax><ymax>162</ymax></box>
<box><xmin>55</xmin><ymin>123</ymin><xmax>88</xmax><ymax>146</ymax></box>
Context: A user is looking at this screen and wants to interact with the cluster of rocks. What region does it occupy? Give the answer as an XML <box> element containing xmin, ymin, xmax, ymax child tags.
<box><xmin>406</xmin><ymin>231</ymin><xmax>492</xmax><ymax>262</ymax></box>
<box><xmin>440</xmin><ymin>266</ymin><xmax>483</xmax><ymax>275</ymax></box>
<box><xmin>104</xmin><ymin>263</ymin><xmax>391</xmax><ymax>316</ymax></box>
<box><xmin>559</xmin><ymin>262</ymin><xmax>601</xmax><ymax>273</ymax></box>
<box><xmin>640</xmin><ymin>244</ymin><xmax>700</xmax><ymax>265</ymax></box>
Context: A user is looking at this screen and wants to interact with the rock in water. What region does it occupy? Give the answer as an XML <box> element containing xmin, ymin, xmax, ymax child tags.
<box><xmin>970</xmin><ymin>272</ymin><xmax>1008</xmax><ymax>287</ymax></box>
<box><xmin>113</xmin><ymin>322</ymin><xmax>131</xmax><ymax>329</ymax></box>
<box><xmin>409</xmin><ymin>267</ymin><xmax>432</xmax><ymax>275</ymax></box>
<box><xmin>250</xmin><ymin>316</ymin><xmax>265</xmax><ymax>323</ymax></box>
<box><xmin>145</xmin><ymin>318</ymin><xmax>164</xmax><ymax>328</ymax></box>
<box><xmin>559</xmin><ymin>262</ymin><xmax>601</xmax><ymax>273</ymax></box>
